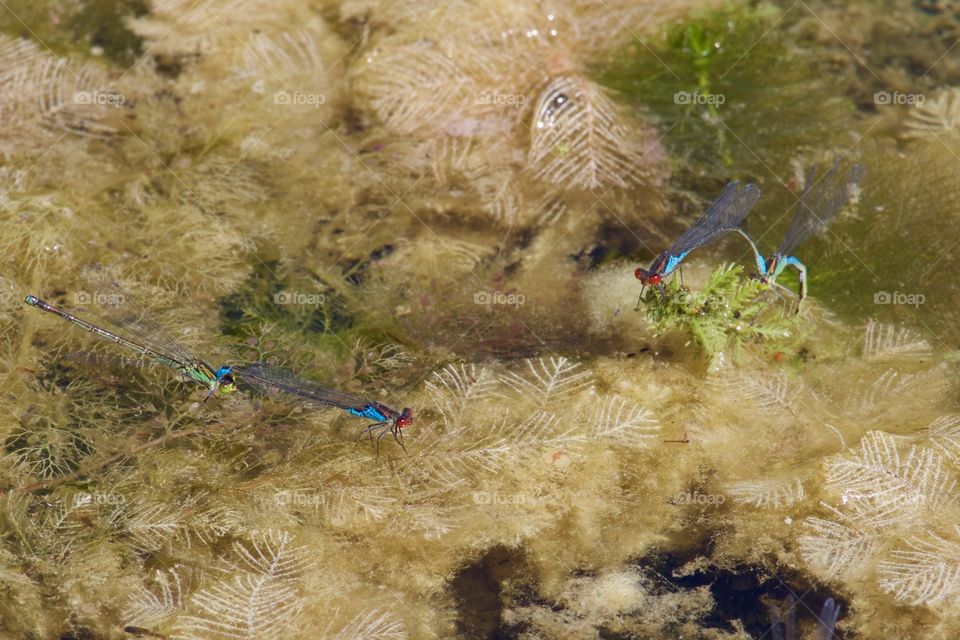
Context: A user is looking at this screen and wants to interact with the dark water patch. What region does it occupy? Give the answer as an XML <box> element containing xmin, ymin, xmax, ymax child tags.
<box><xmin>450</xmin><ymin>546</ymin><xmax>536</xmax><ymax>640</ymax></box>
<box><xmin>572</xmin><ymin>219</ymin><xmax>648</xmax><ymax>271</ymax></box>
<box><xmin>635</xmin><ymin>548</ymin><xmax>850</xmax><ymax>639</ymax></box>
<box><xmin>343</xmin><ymin>243</ymin><xmax>395</xmax><ymax>285</ymax></box>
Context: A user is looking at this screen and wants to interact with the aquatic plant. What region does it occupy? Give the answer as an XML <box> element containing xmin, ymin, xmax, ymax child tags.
<box><xmin>905</xmin><ymin>87</ymin><xmax>960</xmax><ymax>137</ymax></box>
<box><xmin>639</xmin><ymin>263</ymin><xmax>795</xmax><ymax>370</ymax></box>
<box><xmin>0</xmin><ymin>34</ymin><xmax>128</xmax><ymax>146</ymax></box>
<box><xmin>345</xmin><ymin>0</ymin><xmax>678</xmax><ymax>228</ymax></box>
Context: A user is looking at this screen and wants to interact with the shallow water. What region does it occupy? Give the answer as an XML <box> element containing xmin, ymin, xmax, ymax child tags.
<box><xmin>1</xmin><ymin>1</ymin><xmax>959</xmax><ymax>639</ymax></box>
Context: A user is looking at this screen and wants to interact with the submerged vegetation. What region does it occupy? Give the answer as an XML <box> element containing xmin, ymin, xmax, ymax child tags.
<box><xmin>598</xmin><ymin>3</ymin><xmax>854</xmax><ymax>179</ymax></box>
<box><xmin>0</xmin><ymin>0</ymin><xmax>959</xmax><ymax>638</ymax></box>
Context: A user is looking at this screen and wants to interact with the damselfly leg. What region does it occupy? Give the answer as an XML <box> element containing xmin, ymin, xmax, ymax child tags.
<box><xmin>357</xmin><ymin>420</ymin><xmax>407</xmax><ymax>457</ymax></box>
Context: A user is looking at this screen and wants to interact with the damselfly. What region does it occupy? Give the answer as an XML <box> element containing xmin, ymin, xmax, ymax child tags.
<box><xmin>233</xmin><ymin>363</ymin><xmax>413</xmax><ymax>455</ymax></box>
<box><xmin>23</xmin><ymin>269</ymin><xmax>235</xmax><ymax>399</ymax></box>
<box><xmin>737</xmin><ymin>160</ymin><xmax>864</xmax><ymax>310</ymax></box>
<box><xmin>635</xmin><ymin>180</ymin><xmax>761</xmax><ymax>306</ymax></box>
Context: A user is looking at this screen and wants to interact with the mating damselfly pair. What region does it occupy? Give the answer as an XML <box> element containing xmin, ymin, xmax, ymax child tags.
<box><xmin>634</xmin><ymin>159</ymin><xmax>865</xmax><ymax>311</ymax></box>
<box><xmin>23</xmin><ymin>273</ymin><xmax>412</xmax><ymax>455</ymax></box>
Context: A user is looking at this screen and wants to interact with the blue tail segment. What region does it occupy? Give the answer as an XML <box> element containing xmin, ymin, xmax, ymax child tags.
<box><xmin>349</xmin><ymin>405</ymin><xmax>389</xmax><ymax>422</ymax></box>
<box><xmin>663</xmin><ymin>252</ymin><xmax>689</xmax><ymax>277</ymax></box>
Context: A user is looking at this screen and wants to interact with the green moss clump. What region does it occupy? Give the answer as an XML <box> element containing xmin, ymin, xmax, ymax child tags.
<box><xmin>640</xmin><ymin>263</ymin><xmax>794</xmax><ymax>370</ymax></box>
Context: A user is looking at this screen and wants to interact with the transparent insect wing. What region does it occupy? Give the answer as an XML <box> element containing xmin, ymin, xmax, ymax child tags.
<box><xmin>75</xmin><ymin>265</ymin><xmax>197</xmax><ymax>364</ymax></box>
<box><xmin>236</xmin><ymin>363</ymin><xmax>378</xmax><ymax>413</ymax></box>
<box><xmin>667</xmin><ymin>181</ymin><xmax>761</xmax><ymax>257</ymax></box>
<box><xmin>777</xmin><ymin>161</ymin><xmax>864</xmax><ymax>256</ymax></box>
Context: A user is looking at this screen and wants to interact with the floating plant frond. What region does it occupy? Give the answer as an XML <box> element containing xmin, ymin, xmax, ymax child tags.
<box><xmin>499</xmin><ymin>356</ymin><xmax>593</xmax><ymax>405</ymax></box>
<box><xmin>0</xmin><ymin>35</ymin><xmax>128</xmax><ymax>143</ymax></box>
<box><xmin>317</xmin><ymin>485</ymin><xmax>400</xmax><ymax>528</ymax></box>
<box><xmin>904</xmin><ymin>88</ymin><xmax>960</xmax><ymax>137</ymax></box>
<box><xmin>726</xmin><ymin>477</ymin><xmax>806</xmax><ymax>509</ymax></box>
<box><xmin>862</xmin><ymin>319</ymin><xmax>932</xmax><ymax>360</ymax></box>
<box><xmin>406</xmin><ymin>422</ymin><xmax>515</xmax><ymax>487</ymax></box>
<box><xmin>917</xmin><ymin>415</ymin><xmax>960</xmax><ymax>464</ymax></box>
<box><xmin>5</xmin><ymin>493</ymin><xmax>91</xmax><ymax>562</ymax></box>
<box><xmin>717</xmin><ymin>369</ymin><xmax>799</xmax><ymax>417</ymax></box>
<box><xmin>351</xmin><ymin>38</ymin><xmax>472</xmax><ymax>136</ymax></box>
<box><xmin>799</xmin><ymin>505</ymin><xmax>879</xmax><ymax>579</ymax></box>
<box><xmin>171</xmin><ymin>156</ymin><xmax>268</xmax><ymax>211</ymax></box>
<box><xmin>329</xmin><ymin>608</ymin><xmax>408</xmax><ymax>640</ymax></box>
<box><xmin>176</xmin><ymin>530</ymin><xmax>310</xmax><ymax>640</ymax></box>
<box><xmin>123</xmin><ymin>568</ymin><xmax>187</xmax><ymax>629</ymax></box>
<box><xmin>3</xmin><ymin>422</ymin><xmax>96</xmax><ymax>480</ymax></box>
<box><xmin>426</xmin><ymin>362</ymin><xmax>500</xmax><ymax>428</ymax></box>
<box><xmin>428</xmin><ymin>363</ymin><xmax>499</xmax><ymax>404</ymax></box>
<box><xmin>588</xmin><ymin>395</ymin><xmax>660</xmax><ymax>448</ymax></box>
<box><xmin>235</xmin><ymin>29</ymin><xmax>326</xmax><ymax>88</ymax></box>
<box><xmin>109</xmin><ymin>499</ymin><xmax>187</xmax><ymax>553</ymax></box>
<box><xmin>823</xmin><ymin>431</ymin><xmax>956</xmax><ymax>528</ymax></box>
<box><xmin>129</xmin><ymin>0</ymin><xmax>279</xmax><ymax>56</ymax></box>
<box><xmin>877</xmin><ymin>526</ymin><xmax>960</xmax><ymax>606</ymax></box>
<box><xmin>528</xmin><ymin>75</ymin><xmax>656</xmax><ymax>190</ymax></box>
<box><xmin>514</xmin><ymin>409</ymin><xmax>581</xmax><ymax>448</ymax></box>
<box><xmin>176</xmin><ymin>504</ymin><xmax>244</xmax><ymax>548</ymax></box>
<box><xmin>842</xmin><ymin>366</ymin><xmax>950</xmax><ymax>421</ymax></box>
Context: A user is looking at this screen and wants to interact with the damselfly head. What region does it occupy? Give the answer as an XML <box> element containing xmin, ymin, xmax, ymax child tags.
<box><xmin>396</xmin><ymin>408</ymin><xmax>413</xmax><ymax>429</ymax></box>
<box><xmin>215</xmin><ymin>366</ymin><xmax>236</xmax><ymax>394</ymax></box>
<box><xmin>219</xmin><ymin>374</ymin><xmax>236</xmax><ymax>394</ymax></box>
<box><xmin>634</xmin><ymin>268</ymin><xmax>662</xmax><ymax>285</ymax></box>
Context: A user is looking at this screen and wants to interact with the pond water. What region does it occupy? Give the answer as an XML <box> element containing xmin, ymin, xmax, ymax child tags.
<box><xmin>1</xmin><ymin>1</ymin><xmax>958</xmax><ymax>638</ymax></box>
